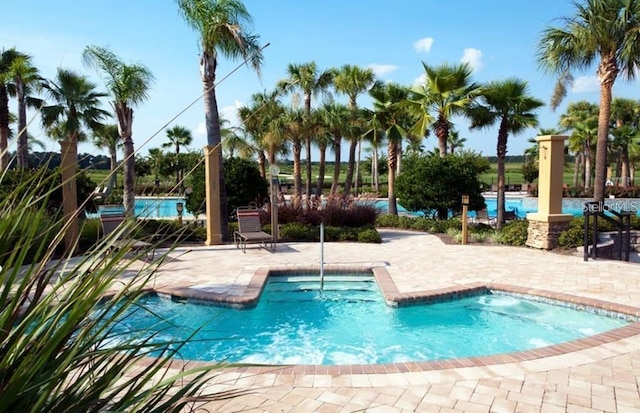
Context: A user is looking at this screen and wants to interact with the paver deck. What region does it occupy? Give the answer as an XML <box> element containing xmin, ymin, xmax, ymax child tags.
<box><xmin>125</xmin><ymin>229</ymin><xmax>640</xmax><ymax>412</ymax></box>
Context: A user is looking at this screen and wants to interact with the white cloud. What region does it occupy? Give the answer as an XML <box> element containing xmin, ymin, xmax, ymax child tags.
<box><xmin>413</xmin><ymin>37</ymin><xmax>434</xmax><ymax>54</ymax></box>
<box><xmin>413</xmin><ymin>74</ymin><xmax>427</xmax><ymax>88</ymax></box>
<box><xmin>368</xmin><ymin>64</ymin><xmax>398</xmax><ymax>77</ymax></box>
<box><xmin>461</xmin><ymin>48</ymin><xmax>483</xmax><ymax>71</ymax></box>
<box><xmin>571</xmin><ymin>76</ymin><xmax>599</xmax><ymax>93</ymax></box>
<box><xmin>195</xmin><ymin>122</ymin><xmax>207</xmax><ymax>137</ymax></box>
<box><xmin>221</xmin><ymin>100</ymin><xmax>244</xmax><ymax>126</ymax></box>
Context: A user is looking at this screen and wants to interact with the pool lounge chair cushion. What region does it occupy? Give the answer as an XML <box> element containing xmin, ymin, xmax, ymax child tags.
<box><xmin>474</xmin><ymin>209</ymin><xmax>497</xmax><ymax>226</ymax></box>
<box><xmin>234</xmin><ymin>209</ymin><xmax>274</xmax><ymax>253</ymax></box>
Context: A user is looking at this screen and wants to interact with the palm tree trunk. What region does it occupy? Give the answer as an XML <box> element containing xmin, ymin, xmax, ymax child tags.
<box><xmin>293</xmin><ymin>140</ymin><xmax>302</xmax><ymax>201</ymax></box>
<box><xmin>572</xmin><ymin>154</ymin><xmax>580</xmax><ymax>188</ymax></box>
<box><xmin>373</xmin><ymin>150</ymin><xmax>379</xmax><ymax>193</ymax></box>
<box><xmin>387</xmin><ymin>141</ymin><xmax>398</xmax><ymax>215</ymax></box>
<box><xmin>117</xmin><ymin>106</ymin><xmax>136</xmax><ymax>218</ymax></box>
<box><xmin>304</xmin><ymin>94</ymin><xmax>312</xmax><ymax>197</ymax></box>
<box><xmin>330</xmin><ymin>134</ymin><xmax>341</xmax><ymax>196</ymax></box>
<box><xmin>496</xmin><ymin>120</ymin><xmax>509</xmax><ymax>229</ymax></box>
<box><xmin>16</xmin><ymin>80</ymin><xmax>28</xmax><ymax>168</ymax></box>
<box><xmin>109</xmin><ymin>147</ymin><xmax>118</xmax><ymax>191</ymax></box>
<box><xmin>0</xmin><ymin>85</ymin><xmax>9</xmax><ymax>170</ymax></box>
<box><xmin>354</xmin><ymin>140</ymin><xmax>361</xmax><ymax>195</ymax></box>
<box><xmin>258</xmin><ymin>151</ymin><xmax>266</xmax><ymax>179</ymax></box>
<box><xmin>593</xmin><ymin>81</ymin><xmax>613</xmax><ymax>202</ymax></box>
<box><xmin>343</xmin><ymin>136</ymin><xmax>357</xmax><ymax>196</ymax></box>
<box><xmin>60</xmin><ymin>138</ymin><xmax>78</xmax><ymax>254</ymax></box>
<box><xmin>585</xmin><ymin>146</ymin><xmax>592</xmax><ymax>189</ymax></box>
<box><xmin>621</xmin><ymin>145</ymin><xmax>630</xmax><ymax>187</ymax></box>
<box><xmin>317</xmin><ymin>146</ymin><xmax>326</xmax><ymax>197</ymax></box>
<box><xmin>201</xmin><ymin>52</ymin><xmax>228</xmax><ymax>241</ymax></box>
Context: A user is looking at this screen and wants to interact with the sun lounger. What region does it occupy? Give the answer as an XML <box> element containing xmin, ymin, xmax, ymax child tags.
<box><xmin>234</xmin><ymin>208</ymin><xmax>274</xmax><ymax>253</ymax></box>
<box><xmin>99</xmin><ymin>212</ymin><xmax>154</xmax><ymax>260</ymax></box>
<box><xmin>474</xmin><ymin>209</ymin><xmax>497</xmax><ymax>226</ymax></box>
<box><xmin>504</xmin><ymin>210</ymin><xmax>519</xmax><ymax>222</ymax></box>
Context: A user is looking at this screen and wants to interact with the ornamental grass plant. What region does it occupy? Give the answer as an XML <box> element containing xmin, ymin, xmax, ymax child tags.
<box><xmin>0</xmin><ymin>166</ymin><xmax>241</xmax><ymax>412</ymax></box>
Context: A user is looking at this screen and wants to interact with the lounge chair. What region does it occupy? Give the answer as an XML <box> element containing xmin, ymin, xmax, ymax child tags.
<box><xmin>474</xmin><ymin>209</ymin><xmax>497</xmax><ymax>226</ymax></box>
<box><xmin>99</xmin><ymin>211</ymin><xmax>155</xmax><ymax>260</ymax></box>
<box><xmin>504</xmin><ymin>210</ymin><xmax>519</xmax><ymax>222</ymax></box>
<box><xmin>234</xmin><ymin>208</ymin><xmax>274</xmax><ymax>253</ymax></box>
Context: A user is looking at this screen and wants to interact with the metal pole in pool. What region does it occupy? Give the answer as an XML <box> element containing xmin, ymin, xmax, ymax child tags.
<box><xmin>320</xmin><ymin>222</ymin><xmax>325</xmax><ymax>290</ymax></box>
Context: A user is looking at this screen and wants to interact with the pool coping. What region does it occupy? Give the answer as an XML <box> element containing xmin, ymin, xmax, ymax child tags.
<box><xmin>148</xmin><ymin>264</ymin><xmax>640</xmax><ymax>374</ymax></box>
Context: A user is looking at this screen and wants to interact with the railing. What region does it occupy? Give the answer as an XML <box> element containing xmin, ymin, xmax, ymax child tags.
<box><xmin>583</xmin><ymin>201</ymin><xmax>633</xmax><ymax>261</ymax></box>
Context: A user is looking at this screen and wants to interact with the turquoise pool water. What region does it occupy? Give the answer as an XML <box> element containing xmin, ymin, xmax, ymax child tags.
<box><xmin>375</xmin><ymin>198</ymin><xmax>640</xmax><ymax>218</ymax></box>
<box><xmin>106</xmin><ymin>274</ymin><xmax>629</xmax><ymax>365</ymax></box>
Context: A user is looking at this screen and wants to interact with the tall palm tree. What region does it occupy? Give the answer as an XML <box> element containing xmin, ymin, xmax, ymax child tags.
<box><xmin>162</xmin><ymin>125</ymin><xmax>193</xmax><ymax>186</ymax></box>
<box><xmin>308</xmin><ymin>108</ymin><xmax>331</xmax><ymax>197</ymax></box>
<box><xmin>277</xmin><ymin>62</ymin><xmax>333</xmax><ymax>196</ymax></box>
<box><xmin>0</xmin><ymin>48</ymin><xmax>21</xmax><ymax>170</ymax></box>
<box><xmin>177</xmin><ymin>0</ymin><xmax>263</xmax><ymax>242</ymax></box>
<box><xmin>93</xmin><ymin>123</ymin><xmax>121</xmax><ymax>192</ymax></box>
<box><xmin>536</xmin><ymin>0</ymin><xmax>640</xmax><ymax>201</ymax></box>
<box><xmin>468</xmin><ymin>78</ymin><xmax>544</xmax><ymax>228</ymax></box>
<box><xmin>333</xmin><ymin>64</ymin><xmax>376</xmax><ymax>196</ymax></box>
<box><xmin>317</xmin><ymin>102</ymin><xmax>349</xmax><ymax>196</ymax></box>
<box><xmin>40</xmin><ymin>68</ymin><xmax>109</xmax><ymax>251</ymax></box>
<box><xmin>82</xmin><ymin>45</ymin><xmax>154</xmax><ymax>218</ymax></box>
<box><xmin>9</xmin><ymin>52</ymin><xmax>41</xmax><ymax>168</ymax></box>
<box><xmin>366</xmin><ymin>82</ymin><xmax>411</xmax><ymax>215</ymax></box>
<box><xmin>408</xmin><ymin>62</ymin><xmax>479</xmax><ymax>157</ymax></box>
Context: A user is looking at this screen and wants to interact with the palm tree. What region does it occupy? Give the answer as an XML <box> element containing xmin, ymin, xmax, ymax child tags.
<box><xmin>333</xmin><ymin>64</ymin><xmax>376</xmax><ymax>196</ymax></box>
<box><xmin>536</xmin><ymin>0</ymin><xmax>640</xmax><ymax>201</ymax></box>
<box><xmin>468</xmin><ymin>78</ymin><xmax>544</xmax><ymax>228</ymax></box>
<box><xmin>9</xmin><ymin>52</ymin><xmax>41</xmax><ymax>168</ymax></box>
<box><xmin>366</xmin><ymin>82</ymin><xmax>411</xmax><ymax>215</ymax></box>
<box><xmin>93</xmin><ymin>123</ymin><xmax>121</xmax><ymax>192</ymax></box>
<box><xmin>447</xmin><ymin>130</ymin><xmax>467</xmax><ymax>155</ymax></box>
<box><xmin>177</xmin><ymin>0</ymin><xmax>263</xmax><ymax>242</ymax></box>
<box><xmin>559</xmin><ymin>101</ymin><xmax>599</xmax><ymax>189</ymax></box>
<box><xmin>317</xmin><ymin>102</ymin><xmax>349</xmax><ymax>196</ymax></box>
<box><xmin>238</xmin><ymin>90</ymin><xmax>288</xmax><ymax>177</ymax></box>
<box><xmin>162</xmin><ymin>125</ymin><xmax>193</xmax><ymax>186</ymax></box>
<box><xmin>40</xmin><ymin>68</ymin><xmax>109</xmax><ymax>251</ymax></box>
<box><xmin>278</xmin><ymin>108</ymin><xmax>305</xmax><ymax>200</ymax></box>
<box><xmin>277</xmin><ymin>62</ymin><xmax>333</xmax><ymax>196</ymax></box>
<box><xmin>610</xmin><ymin>97</ymin><xmax>638</xmax><ymax>187</ymax></box>
<box><xmin>408</xmin><ymin>62</ymin><xmax>479</xmax><ymax>157</ymax></box>
<box><xmin>0</xmin><ymin>48</ymin><xmax>21</xmax><ymax>170</ymax></box>
<box><xmin>82</xmin><ymin>45</ymin><xmax>154</xmax><ymax>218</ymax></box>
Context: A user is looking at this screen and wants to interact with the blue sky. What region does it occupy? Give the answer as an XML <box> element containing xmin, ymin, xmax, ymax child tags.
<box><xmin>4</xmin><ymin>0</ymin><xmax>640</xmax><ymax>160</ymax></box>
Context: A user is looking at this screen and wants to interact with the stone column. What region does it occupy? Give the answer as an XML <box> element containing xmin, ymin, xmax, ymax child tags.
<box><xmin>204</xmin><ymin>145</ymin><xmax>222</xmax><ymax>245</ymax></box>
<box><xmin>526</xmin><ymin>135</ymin><xmax>573</xmax><ymax>249</ymax></box>
<box><xmin>60</xmin><ymin>140</ymin><xmax>78</xmax><ymax>254</ymax></box>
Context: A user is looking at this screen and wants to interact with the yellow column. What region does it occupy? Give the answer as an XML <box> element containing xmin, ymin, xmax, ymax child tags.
<box><xmin>59</xmin><ymin>140</ymin><xmax>78</xmax><ymax>254</ymax></box>
<box><xmin>527</xmin><ymin>135</ymin><xmax>572</xmax><ymax>221</ymax></box>
<box><xmin>204</xmin><ymin>145</ymin><xmax>223</xmax><ymax>245</ymax></box>
<box><xmin>526</xmin><ymin>135</ymin><xmax>573</xmax><ymax>249</ymax></box>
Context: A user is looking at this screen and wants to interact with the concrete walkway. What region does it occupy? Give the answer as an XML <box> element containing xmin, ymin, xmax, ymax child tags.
<box><xmin>135</xmin><ymin>229</ymin><xmax>640</xmax><ymax>412</ymax></box>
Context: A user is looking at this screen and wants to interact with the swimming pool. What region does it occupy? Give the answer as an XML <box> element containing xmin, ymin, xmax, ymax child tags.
<box><xmin>105</xmin><ymin>273</ymin><xmax>630</xmax><ymax>365</ymax></box>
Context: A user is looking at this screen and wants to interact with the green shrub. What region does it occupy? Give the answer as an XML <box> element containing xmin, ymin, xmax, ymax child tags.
<box><xmin>280</xmin><ymin>222</ymin><xmax>317</xmax><ymax>241</ymax></box>
<box><xmin>557</xmin><ymin>224</ymin><xmax>590</xmax><ymax>248</ymax></box>
<box><xmin>376</xmin><ymin>214</ymin><xmax>400</xmax><ymax>228</ymax></box>
<box><xmin>410</xmin><ymin>217</ymin><xmax>433</xmax><ymax>231</ymax></box>
<box><xmin>357</xmin><ymin>228</ymin><xmax>382</xmax><ymax>243</ymax></box>
<box><xmin>496</xmin><ymin>220</ymin><xmax>529</xmax><ymax>246</ymax></box>
<box><xmin>78</xmin><ymin>218</ymin><xmax>101</xmax><ymax>251</ymax></box>
<box><xmin>397</xmin><ymin>216</ymin><xmax>415</xmax><ymax>229</ymax></box>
